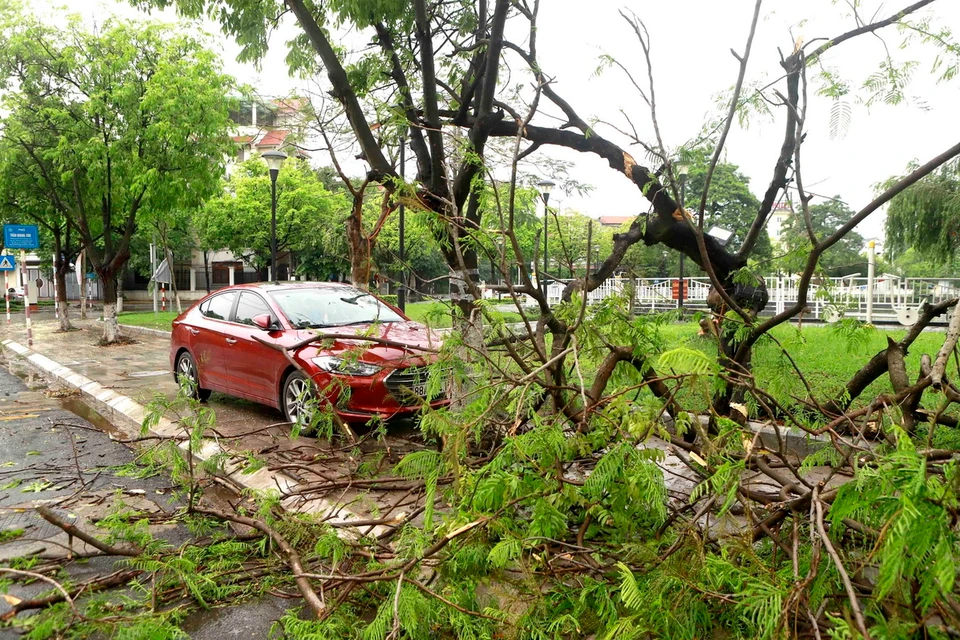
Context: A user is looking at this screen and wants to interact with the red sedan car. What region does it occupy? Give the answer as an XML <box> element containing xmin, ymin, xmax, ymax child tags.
<box><xmin>170</xmin><ymin>282</ymin><xmax>447</xmax><ymax>429</ymax></box>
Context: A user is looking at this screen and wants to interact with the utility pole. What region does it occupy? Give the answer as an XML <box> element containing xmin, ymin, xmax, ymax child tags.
<box><xmin>398</xmin><ymin>133</ymin><xmax>407</xmax><ymax>313</ymax></box>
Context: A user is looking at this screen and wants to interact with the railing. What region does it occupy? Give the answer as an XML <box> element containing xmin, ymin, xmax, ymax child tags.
<box><xmin>516</xmin><ymin>276</ymin><xmax>960</xmax><ymax>325</ymax></box>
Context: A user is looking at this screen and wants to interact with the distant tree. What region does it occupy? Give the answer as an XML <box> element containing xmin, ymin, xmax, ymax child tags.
<box><xmin>0</xmin><ymin>15</ymin><xmax>235</xmax><ymax>341</ymax></box>
<box><xmin>885</xmin><ymin>159</ymin><xmax>960</xmax><ymax>264</ymax></box>
<box><xmin>777</xmin><ymin>197</ymin><xmax>866</xmax><ymax>276</ymax></box>
<box><xmin>373</xmin><ymin>212</ymin><xmax>448</xmax><ymax>292</ymax></box>
<box><xmin>679</xmin><ymin>151</ymin><xmax>772</xmax><ymax>262</ymax></box>
<box><xmin>890</xmin><ymin>247</ymin><xmax>960</xmax><ymax>278</ymax></box>
<box><xmin>198</xmin><ymin>158</ymin><xmax>347</xmax><ymax>278</ymax></box>
<box><xmin>0</xmin><ymin>132</ymin><xmax>82</xmax><ymax>331</ymax></box>
<box><xmin>546</xmin><ymin>211</ymin><xmax>614</xmax><ymax>280</ymax></box>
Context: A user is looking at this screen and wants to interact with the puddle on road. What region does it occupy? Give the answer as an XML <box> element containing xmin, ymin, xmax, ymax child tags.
<box><xmin>126</xmin><ymin>369</ymin><xmax>170</xmax><ymax>378</ymax></box>
<box><xmin>58</xmin><ymin>396</ymin><xmax>132</xmax><ymax>440</ymax></box>
<box><xmin>178</xmin><ymin>594</ymin><xmax>293</xmax><ymax>637</ymax></box>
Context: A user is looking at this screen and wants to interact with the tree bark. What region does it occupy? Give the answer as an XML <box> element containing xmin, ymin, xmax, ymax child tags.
<box><xmin>55</xmin><ymin>263</ymin><xmax>71</xmax><ymax>331</ymax></box>
<box><xmin>346</xmin><ymin>198</ymin><xmax>373</xmax><ymax>290</ymax></box>
<box><xmin>101</xmin><ymin>274</ymin><xmax>119</xmax><ymax>343</ymax></box>
<box><xmin>886</xmin><ymin>337</ymin><xmax>916</xmax><ymax>432</ymax></box>
<box><xmin>203</xmin><ymin>250</ymin><xmax>210</xmax><ymax>294</ymax></box>
<box><xmin>52</xmin><ymin>236</ymin><xmax>73</xmax><ymax>332</ymax></box>
<box><xmin>116</xmin><ymin>273</ymin><xmax>124</xmax><ymax>314</ymax></box>
<box><xmin>931</xmin><ymin>303</ymin><xmax>960</xmax><ymax>388</ymax></box>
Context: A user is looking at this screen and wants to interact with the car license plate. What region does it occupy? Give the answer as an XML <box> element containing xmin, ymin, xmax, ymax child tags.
<box><xmin>411</xmin><ymin>382</ymin><xmax>427</xmax><ymax>397</ymax></box>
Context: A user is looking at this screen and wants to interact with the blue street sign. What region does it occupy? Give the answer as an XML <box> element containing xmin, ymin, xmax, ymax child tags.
<box><xmin>3</xmin><ymin>225</ymin><xmax>39</xmax><ymax>250</ymax></box>
<box><xmin>0</xmin><ymin>255</ymin><xmax>15</xmax><ymax>271</ymax></box>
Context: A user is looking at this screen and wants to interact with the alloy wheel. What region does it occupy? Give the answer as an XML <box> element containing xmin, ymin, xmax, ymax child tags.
<box><xmin>283</xmin><ymin>374</ymin><xmax>315</xmax><ymax>425</ymax></box>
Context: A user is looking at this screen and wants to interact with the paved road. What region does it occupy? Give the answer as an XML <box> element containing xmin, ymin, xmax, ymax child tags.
<box><xmin>0</xmin><ymin>354</ymin><xmax>297</xmax><ymax>638</ymax></box>
<box><xmin>2</xmin><ymin>317</ymin><xmax>433</xmax><ymax>535</ymax></box>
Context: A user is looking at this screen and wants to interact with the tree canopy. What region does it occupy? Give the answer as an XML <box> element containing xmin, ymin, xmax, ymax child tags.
<box><xmin>198</xmin><ymin>158</ymin><xmax>346</xmax><ymax>277</ymax></box>
<box><xmin>777</xmin><ymin>197</ymin><xmax>866</xmax><ymax>277</ymax></box>
<box><xmin>0</xmin><ymin>13</ymin><xmax>235</xmax><ymax>340</ymax></box>
<box><xmin>13</xmin><ymin>0</ymin><xmax>957</xmax><ymax>638</ymax></box>
<box><xmin>885</xmin><ymin>159</ymin><xmax>960</xmax><ymax>264</ymax></box>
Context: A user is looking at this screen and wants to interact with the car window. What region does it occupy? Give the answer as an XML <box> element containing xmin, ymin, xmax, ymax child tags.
<box><xmin>235</xmin><ymin>292</ymin><xmax>272</xmax><ymax>326</ymax></box>
<box><xmin>202</xmin><ymin>292</ymin><xmax>237</xmax><ymax>321</ymax></box>
<box><xmin>271</xmin><ymin>287</ymin><xmax>404</xmax><ymax>329</ymax></box>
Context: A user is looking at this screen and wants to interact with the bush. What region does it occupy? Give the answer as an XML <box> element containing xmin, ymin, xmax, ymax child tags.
<box><xmin>380</xmin><ymin>294</ymin><xmax>398</xmax><ymax>306</ymax></box>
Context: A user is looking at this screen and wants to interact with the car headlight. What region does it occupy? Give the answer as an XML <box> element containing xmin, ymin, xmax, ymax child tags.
<box><xmin>312</xmin><ymin>355</ymin><xmax>382</xmax><ymax>377</ymax></box>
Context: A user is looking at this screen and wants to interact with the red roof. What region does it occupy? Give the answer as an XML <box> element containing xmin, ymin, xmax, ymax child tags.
<box><xmin>231</xmin><ymin>135</ymin><xmax>254</xmax><ymax>144</ymax></box>
<box><xmin>256</xmin><ymin>129</ymin><xmax>289</xmax><ymax>148</ymax></box>
<box><xmin>272</xmin><ymin>97</ymin><xmax>308</xmax><ymax>113</ymax></box>
<box><xmin>598</xmin><ymin>215</ymin><xmax>634</xmax><ymax>227</ymax></box>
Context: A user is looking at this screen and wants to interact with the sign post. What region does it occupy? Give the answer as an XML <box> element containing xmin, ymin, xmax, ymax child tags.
<box><xmin>20</xmin><ymin>250</ymin><xmax>30</xmax><ymax>346</ymax></box>
<box><xmin>0</xmin><ymin>254</ymin><xmax>15</xmax><ymax>326</ymax></box>
<box><xmin>4</xmin><ymin>225</ymin><xmax>40</xmax><ymax>347</ymax></box>
<box><xmin>152</xmin><ymin>257</ymin><xmax>170</xmax><ymax>314</ymax></box>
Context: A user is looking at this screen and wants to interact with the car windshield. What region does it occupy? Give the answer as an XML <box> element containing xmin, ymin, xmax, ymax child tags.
<box><xmin>271</xmin><ymin>287</ymin><xmax>404</xmax><ymax>329</ymax></box>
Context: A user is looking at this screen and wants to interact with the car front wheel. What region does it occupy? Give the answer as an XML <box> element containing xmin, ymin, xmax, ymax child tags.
<box><xmin>176</xmin><ymin>351</ymin><xmax>211</xmax><ymax>401</ymax></box>
<box><xmin>282</xmin><ymin>371</ymin><xmax>317</xmax><ymax>435</ymax></box>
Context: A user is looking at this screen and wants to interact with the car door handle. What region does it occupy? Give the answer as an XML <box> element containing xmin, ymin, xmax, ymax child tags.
<box><xmin>225</xmin><ymin>338</ymin><xmax>238</xmax><ymax>345</ymax></box>
<box><xmin>187</xmin><ymin>327</ymin><xmax>199</xmax><ymax>335</ymax></box>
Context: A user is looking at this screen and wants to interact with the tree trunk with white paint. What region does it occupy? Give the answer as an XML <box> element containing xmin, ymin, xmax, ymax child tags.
<box><xmin>53</xmin><ymin>251</ymin><xmax>73</xmax><ymax>332</ymax></box>
<box><xmin>102</xmin><ymin>302</ymin><xmax>119</xmax><ymax>343</ymax></box>
<box><xmin>100</xmin><ymin>275</ymin><xmax>121</xmax><ymax>343</ymax></box>
<box><xmin>116</xmin><ymin>276</ymin><xmax>124</xmax><ymax>314</ymax></box>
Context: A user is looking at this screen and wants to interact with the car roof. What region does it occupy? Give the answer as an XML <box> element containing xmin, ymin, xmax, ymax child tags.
<box><xmin>221</xmin><ymin>281</ymin><xmax>357</xmax><ymax>293</ymax></box>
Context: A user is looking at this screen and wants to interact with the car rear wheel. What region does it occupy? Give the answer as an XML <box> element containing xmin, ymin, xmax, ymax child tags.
<box><xmin>282</xmin><ymin>371</ymin><xmax>317</xmax><ymax>435</ymax></box>
<box><xmin>176</xmin><ymin>351</ymin><xmax>211</xmax><ymax>401</ymax></box>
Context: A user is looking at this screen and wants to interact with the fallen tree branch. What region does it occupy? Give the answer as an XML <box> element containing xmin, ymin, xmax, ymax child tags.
<box><xmin>0</xmin><ymin>569</ymin><xmax>135</xmax><ymax>621</ymax></box>
<box><xmin>813</xmin><ymin>488</ymin><xmax>872</xmax><ymax>639</ymax></box>
<box><xmin>824</xmin><ymin>297</ymin><xmax>957</xmax><ymax>413</ymax></box>
<box><xmin>192</xmin><ymin>505</ymin><xmax>326</xmax><ymax>617</ymax></box>
<box><xmin>35</xmin><ymin>505</ymin><xmax>141</xmax><ymax>557</ymax></box>
<box><xmin>932</xmin><ymin>302</ymin><xmax>960</xmax><ymax>388</ymax></box>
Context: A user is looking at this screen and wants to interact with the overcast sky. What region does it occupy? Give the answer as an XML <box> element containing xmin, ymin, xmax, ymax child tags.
<box><xmin>49</xmin><ymin>0</ymin><xmax>960</xmax><ymax>243</ymax></box>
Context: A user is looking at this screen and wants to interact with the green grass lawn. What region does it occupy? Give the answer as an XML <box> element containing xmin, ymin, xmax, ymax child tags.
<box><xmin>650</xmin><ymin>321</ymin><xmax>946</xmax><ymax>412</ymax></box>
<box><xmin>403</xmin><ymin>301</ymin><xmax>525</xmax><ymax>328</ymax></box>
<box><xmin>118</xmin><ymin>311</ymin><xmax>179</xmax><ymax>331</ymax></box>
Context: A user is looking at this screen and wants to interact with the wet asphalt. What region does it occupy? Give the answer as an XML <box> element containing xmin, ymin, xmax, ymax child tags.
<box><xmin>0</xmin><ymin>358</ymin><xmax>300</xmax><ymax>638</ymax></box>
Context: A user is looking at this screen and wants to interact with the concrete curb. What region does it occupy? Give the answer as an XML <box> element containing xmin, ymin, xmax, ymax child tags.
<box><xmin>1</xmin><ymin>338</ymin><xmax>383</xmax><ymax>537</ymax></box>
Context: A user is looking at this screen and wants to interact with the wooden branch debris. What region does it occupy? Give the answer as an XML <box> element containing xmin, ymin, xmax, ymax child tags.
<box><xmin>36</xmin><ymin>505</ymin><xmax>141</xmax><ymax>557</ymax></box>
<box><xmin>193</xmin><ymin>505</ymin><xmax>327</xmax><ymax>617</ymax></box>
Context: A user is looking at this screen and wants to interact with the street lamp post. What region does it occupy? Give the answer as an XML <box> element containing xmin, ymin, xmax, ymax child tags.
<box><xmin>677</xmin><ymin>165</ymin><xmax>689</xmax><ymax>313</ymax></box>
<box><xmin>537</xmin><ymin>180</ymin><xmax>555</xmax><ymax>297</ymax></box>
<box><xmin>261</xmin><ymin>150</ymin><xmax>288</xmax><ymax>283</ymax></box>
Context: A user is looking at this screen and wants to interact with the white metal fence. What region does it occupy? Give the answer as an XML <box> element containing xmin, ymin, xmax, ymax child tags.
<box><xmin>524</xmin><ymin>275</ymin><xmax>960</xmax><ymax>325</ymax></box>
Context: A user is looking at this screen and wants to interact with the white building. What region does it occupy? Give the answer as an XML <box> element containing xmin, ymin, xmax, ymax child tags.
<box><xmin>766</xmin><ymin>202</ymin><xmax>793</xmax><ymax>247</ymax></box>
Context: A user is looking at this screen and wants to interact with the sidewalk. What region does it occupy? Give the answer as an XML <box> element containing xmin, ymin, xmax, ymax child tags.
<box><xmin>1</xmin><ymin>317</ymin><xmax>426</xmax><ymax>537</ymax></box>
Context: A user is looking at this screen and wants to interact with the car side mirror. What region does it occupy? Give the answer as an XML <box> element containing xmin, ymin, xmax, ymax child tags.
<box><xmin>252</xmin><ymin>314</ymin><xmax>275</xmax><ymax>330</ymax></box>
